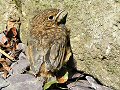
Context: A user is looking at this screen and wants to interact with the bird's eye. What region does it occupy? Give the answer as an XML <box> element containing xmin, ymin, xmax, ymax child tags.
<box><xmin>48</xmin><ymin>16</ymin><xmax>54</xmax><ymax>20</ymax></box>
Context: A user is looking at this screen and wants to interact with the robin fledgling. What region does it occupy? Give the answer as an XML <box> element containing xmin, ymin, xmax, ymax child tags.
<box><xmin>27</xmin><ymin>9</ymin><xmax>72</xmax><ymax>83</ymax></box>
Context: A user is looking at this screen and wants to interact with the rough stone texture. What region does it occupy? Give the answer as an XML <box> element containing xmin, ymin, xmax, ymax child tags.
<box><xmin>2</xmin><ymin>74</ymin><xmax>43</xmax><ymax>90</ymax></box>
<box><xmin>0</xmin><ymin>77</ymin><xmax>9</xmax><ymax>89</ymax></box>
<box><xmin>0</xmin><ymin>0</ymin><xmax>21</xmax><ymax>32</ymax></box>
<box><xmin>67</xmin><ymin>80</ymin><xmax>94</xmax><ymax>90</ymax></box>
<box><xmin>0</xmin><ymin>0</ymin><xmax>120</xmax><ymax>90</ymax></box>
<box><xmin>85</xmin><ymin>76</ymin><xmax>113</xmax><ymax>90</ymax></box>
<box><xmin>10</xmin><ymin>52</ymin><xmax>30</xmax><ymax>75</ymax></box>
<box><xmin>67</xmin><ymin>76</ymin><xmax>113</xmax><ymax>90</ymax></box>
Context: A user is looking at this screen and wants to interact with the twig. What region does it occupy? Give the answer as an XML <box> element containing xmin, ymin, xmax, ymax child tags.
<box><xmin>0</xmin><ymin>48</ymin><xmax>14</xmax><ymax>61</ymax></box>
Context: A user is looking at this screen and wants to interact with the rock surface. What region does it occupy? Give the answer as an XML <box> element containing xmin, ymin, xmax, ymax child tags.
<box><xmin>67</xmin><ymin>79</ymin><xmax>112</xmax><ymax>90</ymax></box>
<box><xmin>0</xmin><ymin>0</ymin><xmax>120</xmax><ymax>90</ymax></box>
<box><xmin>0</xmin><ymin>77</ymin><xmax>9</xmax><ymax>89</ymax></box>
<box><xmin>0</xmin><ymin>50</ymin><xmax>113</xmax><ymax>90</ymax></box>
<box><xmin>2</xmin><ymin>74</ymin><xmax>43</xmax><ymax>90</ymax></box>
<box><xmin>10</xmin><ymin>52</ymin><xmax>30</xmax><ymax>75</ymax></box>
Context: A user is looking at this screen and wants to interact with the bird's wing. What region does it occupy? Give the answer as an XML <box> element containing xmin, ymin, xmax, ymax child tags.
<box><xmin>44</xmin><ymin>40</ymin><xmax>66</xmax><ymax>72</ymax></box>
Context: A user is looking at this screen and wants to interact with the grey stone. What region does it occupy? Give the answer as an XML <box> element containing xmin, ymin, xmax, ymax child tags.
<box><xmin>2</xmin><ymin>81</ymin><xmax>42</xmax><ymax>90</ymax></box>
<box><xmin>86</xmin><ymin>76</ymin><xmax>113</xmax><ymax>90</ymax></box>
<box><xmin>17</xmin><ymin>43</ymin><xmax>26</xmax><ymax>52</ymax></box>
<box><xmin>6</xmin><ymin>74</ymin><xmax>36</xmax><ymax>84</ymax></box>
<box><xmin>67</xmin><ymin>76</ymin><xmax>113</xmax><ymax>90</ymax></box>
<box><xmin>0</xmin><ymin>77</ymin><xmax>9</xmax><ymax>89</ymax></box>
<box><xmin>69</xmin><ymin>87</ymin><xmax>94</xmax><ymax>90</ymax></box>
<box><xmin>67</xmin><ymin>80</ymin><xmax>94</xmax><ymax>90</ymax></box>
<box><xmin>71</xmin><ymin>72</ymin><xmax>84</xmax><ymax>79</ymax></box>
<box><xmin>3</xmin><ymin>74</ymin><xmax>43</xmax><ymax>90</ymax></box>
<box><xmin>10</xmin><ymin>52</ymin><xmax>30</xmax><ymax>75</ymax></box>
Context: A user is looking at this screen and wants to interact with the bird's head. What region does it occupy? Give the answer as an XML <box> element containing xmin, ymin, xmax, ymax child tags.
<box><xmin>28</xmin><ymin>9</ymin><xmax>70</xmax><ymax>76</ymax></box>
<box><xmin>31</xmin><ymin>9</ymin><xmax>68</xmax><ymax>31</ymax></box>
<box><xmin>29</xmin><ymin>9</ymin><xmax>68</xmax><ymax>47</ymax></box>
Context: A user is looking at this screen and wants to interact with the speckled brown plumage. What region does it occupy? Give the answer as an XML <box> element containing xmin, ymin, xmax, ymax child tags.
<box><xmin>27</xmin><ymin>9</ymin><xmax>72</xmax><ymax>81</ymax></box>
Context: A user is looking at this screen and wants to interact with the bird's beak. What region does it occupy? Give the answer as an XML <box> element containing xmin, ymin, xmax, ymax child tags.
<box><xmin>55</xmin><ymin>10</ymin><xmax>68</xmax><ymax>25</ymax></box>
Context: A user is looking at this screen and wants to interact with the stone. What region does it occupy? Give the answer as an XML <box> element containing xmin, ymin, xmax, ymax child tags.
<box><xmin>86</xmin><ymin>76</ymin><xmax>113</xmax><ymax>90</ymax></box>
<box><xmin>10</xmin><ymin>52</ymin><xmax>30</xmax><ymax>75</ymax></box>
<box><xmin>0</xmin><ymin>77</ymin><xmax>9</xmax><ymax>89</ymax></box>
<box><xmin>3</xmin><ymin>74</ymin><xmax>43</xmax><ymax>90</ymax></box>
<box><xmin>67</xmin><ymin>80</ymin><xmax>94</xmax><ymax>90</ymax></box>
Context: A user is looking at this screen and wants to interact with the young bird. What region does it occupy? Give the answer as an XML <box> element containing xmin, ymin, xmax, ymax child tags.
<box><xmin>27</xmin><ymin>9</ymin><xmax>72</xmax><ymax>83</ymax></box>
